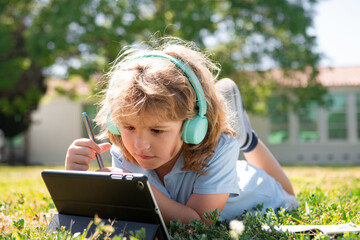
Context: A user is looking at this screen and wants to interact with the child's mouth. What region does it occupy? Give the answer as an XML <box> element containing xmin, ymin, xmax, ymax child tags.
<box><xmin>136</xmin><ymin>153</ymin><xmax>154</xmax><ymax>160</ymax></box>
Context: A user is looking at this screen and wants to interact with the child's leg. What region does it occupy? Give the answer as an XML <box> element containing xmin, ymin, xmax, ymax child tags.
<box><xmin>215</xmin><ymin>78</ymin><xmax>295</xmax><ymax>196</ymax></box>
<box><xmin>215</xmin><ymin>78</ymin><xmax>253</xmax><ymax>149</ymax></box>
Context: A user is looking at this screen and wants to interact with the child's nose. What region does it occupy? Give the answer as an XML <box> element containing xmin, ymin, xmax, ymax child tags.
<box><xmin>134</xmin><ymin>135</ymin><xmax>151</xmax><ymax>150</ymax></box>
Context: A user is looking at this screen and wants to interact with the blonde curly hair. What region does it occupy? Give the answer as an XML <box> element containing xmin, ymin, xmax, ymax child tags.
<box><xmin>95</xmin><ymin>38</ymin><xmax>234</xmax><ymax>174</ymax></box>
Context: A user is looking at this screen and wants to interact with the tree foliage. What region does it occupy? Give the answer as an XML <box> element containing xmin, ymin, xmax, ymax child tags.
<box><xmin>0</xmin><ymin>0</ymin><xmax>323</xmax><ymax>137</ymax></box>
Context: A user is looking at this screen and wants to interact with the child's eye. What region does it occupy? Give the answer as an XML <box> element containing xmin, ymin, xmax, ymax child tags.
<box><xmin>123</xmin><ymin>126</ymin><xmax>135</xmax><ymax>131</ymax></box>
<box><xmin>151</xmin><ymin>129</ymin><xmax>163</xmax><ymax>134</ymax></box>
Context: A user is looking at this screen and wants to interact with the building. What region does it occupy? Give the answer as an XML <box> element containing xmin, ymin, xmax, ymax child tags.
<box><xmin>24</xmin><ymin>66</ymin><xmax>360</xmax><ymax>165</ymax></box>
<box><xmin>255</xmin><ymin>66</ymin><xmax>360</xmax><ymax>165</ymax></box>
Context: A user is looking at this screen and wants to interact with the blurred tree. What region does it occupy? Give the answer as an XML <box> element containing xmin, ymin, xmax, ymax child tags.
<box><xmin>0</xmin><ymin>0</ymin><xmax>323</xmax><ymax>138</ymax></box>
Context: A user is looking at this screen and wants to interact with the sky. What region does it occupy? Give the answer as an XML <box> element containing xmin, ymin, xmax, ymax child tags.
<box><xmin>314</xmin><ymin>0</ymin><xmax>360</xmax><ymax>67</ymax></box>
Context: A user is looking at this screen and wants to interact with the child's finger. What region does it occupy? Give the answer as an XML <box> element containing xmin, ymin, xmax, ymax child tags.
<box><xmin>72</xmin><ymin>154</ymin><xmax>94</xmax><ymax>165</ymax></box>
<box><xmin>99</xmin><ymin>143</ymin><xmax>112</xmax><ymax>153</ymax></box>
<box><xmin>73</xmin><ymin>138</ymin><xmax>102</xmax><ymax>154</ymax></box>
<box><xmin>69</xmin><ymin>144</ymin><xmax>96</xmax><ymax>159</ymax></box>
<box><xmin>67</xmin><ymin>161</ymin><xmax>90</xmax><ymax>171</ymax></box>
<box><xmin>65</xmin><ymin>147</ymin><xmax>94</xmax><ymax>170</ymax></box>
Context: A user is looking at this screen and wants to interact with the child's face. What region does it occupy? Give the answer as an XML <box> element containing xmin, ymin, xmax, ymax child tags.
<box><xmin>119</xmin><ymin>113</ymin><xmax>183</xmax><ymax>174</ymax></box>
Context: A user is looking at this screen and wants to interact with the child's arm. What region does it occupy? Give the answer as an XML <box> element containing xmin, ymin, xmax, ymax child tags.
<box><xmin>65</xmin><ymin>138</ymin><xmax>111</xmax><ymax>171</ymax></box>
<box><xmin>150</xmin><ymin>183</ymin><xmax>229</xmax><ymax>225</ymax></box>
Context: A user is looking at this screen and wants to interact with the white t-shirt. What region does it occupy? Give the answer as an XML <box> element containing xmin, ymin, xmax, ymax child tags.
<box><xmin>111</xmin><ymin>133</ymin><xmax>298</xmax><ymax>221</ymax></box>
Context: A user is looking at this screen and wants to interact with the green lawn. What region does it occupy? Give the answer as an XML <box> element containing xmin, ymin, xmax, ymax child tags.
<box><xmin>0</xmin><ymin>165</ymin><xmax>359</xmax><ymax>239</ymax></box>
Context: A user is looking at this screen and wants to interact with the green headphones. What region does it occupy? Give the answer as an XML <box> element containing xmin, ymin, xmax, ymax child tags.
<box><xmin>106</xmin><ymin>53</ymin><xmax>208</xmax><ymax>144</ymax></box>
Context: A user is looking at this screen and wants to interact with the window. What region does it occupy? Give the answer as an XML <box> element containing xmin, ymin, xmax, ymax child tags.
<box><xmin>357</xmin><ymin>94</ymin><xmax>360</xmax><ymax>139</ymax></box>
<box><xmin>327</xmin><ymin>94</ymin><xmax>347</xmax><ymax>140</ymax></box>
<box><xmin>298</xmin><ymin>102</ymin><xmax>318</xmax><ymax>142</ymax></box>
<box><xmin>268</xmin><ymin>98</ymin><xmax>289</xmax><ymax>144</ymax></box>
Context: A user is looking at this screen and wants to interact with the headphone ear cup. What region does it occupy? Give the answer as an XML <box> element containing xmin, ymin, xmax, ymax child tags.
<box><xmin>107</xmin><ymin>112</ymin><xmax>121</xmax><ymax>135</ymax></box>
<box><xmin>181</xmin><ymin>116</ymin><xmax>208</xmax><ymax>144</ymax></box>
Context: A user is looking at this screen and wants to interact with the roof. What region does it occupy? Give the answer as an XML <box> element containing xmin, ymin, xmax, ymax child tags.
<box><xmin>263</xmin><ymin>66</ymin><xmax>360</xmax><ymax>87</ymax></box>
<box><xmin>45</xmin><ymin>66</ymin><xmax>360</xmax><ymax>95</ymax></box>
<box><xmin>317</xmin><ymin>66</ymin><xmax>360</xmax><ymax>87</ymax></box>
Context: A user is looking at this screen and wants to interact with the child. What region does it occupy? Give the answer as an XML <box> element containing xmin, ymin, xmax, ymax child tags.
<box><xmin>65</xmin><ymin>38</ymin><xmax>298</xmax><ymax>225</ymax></box>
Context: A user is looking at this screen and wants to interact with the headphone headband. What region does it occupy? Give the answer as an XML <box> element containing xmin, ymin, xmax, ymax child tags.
<box><xmin>133</xmin><ymin>54</ymin><xmax>207</xmax><ymax>117</ymax></box>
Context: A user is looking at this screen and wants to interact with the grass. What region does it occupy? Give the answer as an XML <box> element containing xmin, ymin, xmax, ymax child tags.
<box><xmin>0</xmin><ymin>165</ymin><xmax>359</xmax><ymax>239</ymax></box>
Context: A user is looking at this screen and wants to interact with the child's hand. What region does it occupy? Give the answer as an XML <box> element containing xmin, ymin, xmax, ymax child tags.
<box><xmin>65</xmin><ymin>138</ymin><xmax>111</xmax><ymax>171</ymax></box>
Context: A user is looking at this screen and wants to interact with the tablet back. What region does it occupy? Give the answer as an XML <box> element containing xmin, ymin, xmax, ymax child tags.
<box><xmin>41</xmin><ymin>169</ymin><xmax>169</xmax><ymax>239</ymax></box>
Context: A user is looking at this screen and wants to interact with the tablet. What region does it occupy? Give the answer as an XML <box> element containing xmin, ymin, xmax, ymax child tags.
<box><xmin>41</xmin><ymin>169</ymin><xmax>170</xmax><ymax>240</ymax></box>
